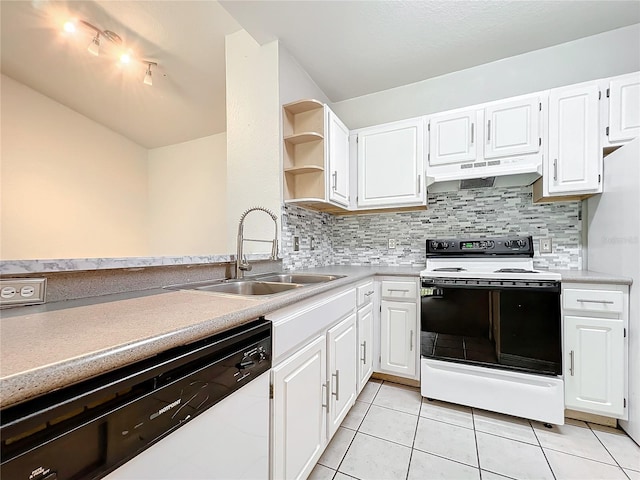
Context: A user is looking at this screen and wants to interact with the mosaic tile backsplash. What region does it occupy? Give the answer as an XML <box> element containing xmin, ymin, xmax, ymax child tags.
<box><xmin>282</xmin><ymin>186</ymin><xmax>582</xmax><ymax>270</ymax></box>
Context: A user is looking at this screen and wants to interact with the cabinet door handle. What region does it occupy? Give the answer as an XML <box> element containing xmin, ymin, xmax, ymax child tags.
<box><xmin>470</xmin><ymin>122</ymin><xmax>474</xmax><ymax>144</ymax></box>
<box><xmin>361</xmin><ymin>341</ymin><xmax>367</xmax><ymax>364</ymax></box>
<box><xmin>322</xmin><ymin>382</ymin><xmax>328</xmax><ymax>408</ymax></box>
<box><xmin>417</xmin><ymin>174</ymin><xmax>421</xmax><ymax>194</ymax></box>
<box><xmin>332</xmin><ymin>370</ymin><xmax>340</xmax><ymax>401</ymax></box>
<box><xmin>487</xmin><ymin>120</ymin><xmax>491</xmax><ymax>143</ymax></box>
<box><xmin>332</xmin><ymin>171</ymin><xmax>337</xmax><ymax>191</ymax></box>
<box><xmin>553</xmin><ymin>159</ymin><xmax>558</xmax><ymax>181</ymax></box>
<box><xmin>577</xmin><ymin>299</ymin><xmax>614</xmax><ymax>304</ymax></box>
<box><xmin>569</xmin><ymin>350</ymin><xmax>574</xmax><ymax>376</ymax></box>
<box><xmin>364</xmin><ymin>291</ymin><xmax>374</xmax><ymax>297</ymax></box>
<box><xmin>410</xmin><ymin>330</ymin><xmax>414</xmax><ymax>351</ymax></box>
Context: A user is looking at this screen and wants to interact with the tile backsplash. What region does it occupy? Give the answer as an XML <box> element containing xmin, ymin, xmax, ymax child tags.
<box><xmin>282</xmin><ymin>186</ymin><xmax>582</xmax><ymax>270</ymax></box>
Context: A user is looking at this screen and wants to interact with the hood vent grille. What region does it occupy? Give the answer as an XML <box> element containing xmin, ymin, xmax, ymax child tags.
<box><xmin>460</xmin><ymin>177</ymin><xmax>496</xmax><ymax>189</ymax></box>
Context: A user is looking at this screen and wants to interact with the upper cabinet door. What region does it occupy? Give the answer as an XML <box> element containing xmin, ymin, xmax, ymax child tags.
<box><xmin>608</xmin><ymin>72</ymin><xmax>640</xmax><ymax>143</ymax></box>
<box><xmin>357</xmin><ymin>117</ymin><xmax>424</xmax><ymax>208</ymax></box>
<box><xmin>326</xmin><ymin>108</ymin><xmax>350</xmax><ymax>207</ymax></box>
<box><xmin>484</xmin><ymin>97</ymin><xmax>541</xmax><ymax>159</ymax></box>
<box><xmin>428</xmin><ymin>109</ymin><xmax>478</xmax><ymax>165</ymax></box>
<box><xmin>548</xmin><ymin>82</ymin><xmax>601</xmax><ymax>195</ymax></box>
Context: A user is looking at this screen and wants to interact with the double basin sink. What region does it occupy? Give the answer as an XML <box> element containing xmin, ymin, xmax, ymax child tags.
<box><xmin>166</xmin><ymin>273</ymin><xmax>344</xmax><ymax>297</ymax></box>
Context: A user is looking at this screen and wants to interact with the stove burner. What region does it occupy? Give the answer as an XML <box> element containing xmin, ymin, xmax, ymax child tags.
<box><xmin>494</xmin><ymin>268</ymin><xmax>538</xmax><ymax>273</ymax></box>
<box><xmin>432</xmin><ymin>267</ymin><xmax>467</xmax><ymax>272</ymax></box>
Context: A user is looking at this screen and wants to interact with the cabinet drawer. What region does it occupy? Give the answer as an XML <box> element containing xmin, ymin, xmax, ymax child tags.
<box><xmin>381</xmin><ymin>280</ymin><xmax>417</xmax><ymax>300</ymax></box>
<box><xmin>357</xmin><ymin>281</ymin><xmax>375</xmax><ymax>306</ymax></box>
<box><xmin>563</xmin><ymin>288</ymin><xmax>624</xmax><ymax>314</ymax></box>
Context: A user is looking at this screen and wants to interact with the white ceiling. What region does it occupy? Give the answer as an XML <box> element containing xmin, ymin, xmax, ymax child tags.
<box><xmin>1</xmin><ymin>0</ymin><xmax>241</xmax><ymax>149</ymax></box>
<box><xmin>2</xmin><ymin>1</ymin><xmax>639</xmax><ymax>149</ymax></box>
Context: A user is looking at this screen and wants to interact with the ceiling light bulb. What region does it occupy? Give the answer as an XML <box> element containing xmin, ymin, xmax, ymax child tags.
<box><xmin>87</xmin><ymin>34</ymin><xmax>100</xmax><ymax>56</ymax></box>
<box><xmin>63</xmin><ymin>20</ymin><xmax>76</xmax><ymax>33</ymax></box>
<box><xmin>119</xmin><ymin>52</ymin><xmax>132</xmax><ymax>64</ymax></box>
<box><xmin>143</xmin><ymin>64</ymin><xmax>153</xmax><ymax>86</ymax></box>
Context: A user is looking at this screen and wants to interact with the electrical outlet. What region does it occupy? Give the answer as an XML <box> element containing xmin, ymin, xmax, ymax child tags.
<box><xmin>0</xmin><ymin>278</ymin><xmax>46</xmax><ymax>307</ymax></box>
<box><xmin>388</xmin><ymin>238</ymin><xmax>397</xmax><ymax>249</ymax></box>
<box><xmin>293</xmin><ymin>236</ymin><xmax>300</xmax><ymax>252</ymax></box>
<box><xmin>310</xmin><ymin>237</ymin><xmax>315</xmax><ymax>251</ymax></box>
<box><xmin>540</xmin><ymin>238</ymin><xmax>552</xmax><ymax>253</ymax></box>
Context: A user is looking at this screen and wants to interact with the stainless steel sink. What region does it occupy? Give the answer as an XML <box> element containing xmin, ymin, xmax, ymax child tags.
<box><xmin>195</xmin><ymin>280</ymin><xmax>303</xmax><ymax>296</ymax></box>
<box><xmin>165</xmin><ymin>272</ymin><xmax>343</xmax><ymax>297</ymax></box>
<box><xmin>255</xmin><ymin>273</ymin><xmax>345</xmax><ymax>284</ymax></box>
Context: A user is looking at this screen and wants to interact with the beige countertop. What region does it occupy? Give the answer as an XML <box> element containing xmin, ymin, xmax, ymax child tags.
<box><xmin>551</xmin><ymin>269</ymin><xmax>633</xmax><ymax>285</ymax></box>
<box><xmin>1</xmin><ymin>265</ymin><xmax>629</xmax><ymax>408</ymax></box>
<box><xmin>0</xmin><ymin>266</ymin><xmax>420</xmax><ymax>408</ymax></box>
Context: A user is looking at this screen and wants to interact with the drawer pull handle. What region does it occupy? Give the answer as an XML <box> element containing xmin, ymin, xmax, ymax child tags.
<box><xmin>577</xmin><ymin>299</ymin><xmax>614</xmax><ymax>304</ymax></box>
<box><xmin>332</xmin><ymin>370</ymin><xmax>340</xmax><ymax>401</ymax></box>
<box><xmin>361</xmin><ymin>341</ymin><xmax>367</xmax><ymax>364</ymax></box>
<box><xmin>569</xmin><ymin>350</ymin><xmax>574</xmax><ymax>376</ymax></box>
<box><xmin>388</xmin><ymin>288</ymin><xmax>410</xmax><ymax>293</ymax></box>
<box><xmin>364</xmin><ymin>291</ymin><xmax>374</xmax><ymax>297</ymax></box>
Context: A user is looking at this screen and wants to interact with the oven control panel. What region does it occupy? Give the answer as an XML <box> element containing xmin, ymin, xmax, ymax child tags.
<box><xmin>426</xmin><ymin>236</ymin><xmax>533</xmax><ymax>256</ymax></box>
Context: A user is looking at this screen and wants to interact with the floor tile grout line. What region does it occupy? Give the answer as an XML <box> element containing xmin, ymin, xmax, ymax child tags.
<box><xmin>411</xmin><ymin>444</ymin><xmax>481</xmax><ymax>470</ymax></box>
<box><xmin>529</xmin><ymin>418</ymin><xmax>558</xmax><ymax>480</ymax></box>
<box><xmin>587</xmin><ymin>421</ymin><xmax>631</xmax><ymax>473</ymax></box>
<box><xmin>541</xmin><ymin>445</ymin><xmax>626</xmax><ymax>468</ymax></box>
<box><xmin>472</xmin><ymin>407</ymin><xmax>483</xmax><ymax>479</ymax></box>
<box><xmin>404</xmin><ymin>396</ymin><xmax>426</xmax><ymax>480</ymax></box>
<box><xmin>368</xmin><ymin>401</ymin><xmax>421</xmax><ymax>418</ymax></box>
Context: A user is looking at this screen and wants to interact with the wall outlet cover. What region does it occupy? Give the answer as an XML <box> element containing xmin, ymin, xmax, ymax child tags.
<box><xmin>540</xmin><ymin>238</ymin><xmax>552</xmax><ymax>253</ymax></box>
<box><xmin>388</xmin><ymin>239</ymin><xmax>397</xmax><ymax>249</ymax></box>
<box><xmin>293</xmin><ymin>236</ymin><xmax>300</xmax><ymax>251</ymax></box>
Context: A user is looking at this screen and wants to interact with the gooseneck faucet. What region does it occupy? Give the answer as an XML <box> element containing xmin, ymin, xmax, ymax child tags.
<box><xmin>236</xmin><ymin>207</ymin><xmax>279</xmax><ymax>279</ymax></box>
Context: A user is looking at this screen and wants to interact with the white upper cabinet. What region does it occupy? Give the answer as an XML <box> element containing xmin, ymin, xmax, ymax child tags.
<box><xmin>606</xmin><ymin>72</ymin><xmax>640</xmax><ymax>145</ymax></box>
<box><xmin>326</xmin><ymin>108</ymin><xmax>350</xmax><ymax>207</ymax></box>
<box><xmin>282</xmin><ymin>100</ymin><xmax>350</xmax><ymax>211</ymax></box>
<box><xmin>546</xmin><ymin>81</ymin><xmax>602</xmax><ymax>196</ymax></box>
<box><xmin>427</xmin><ymin>94</ymin><xmax>542</xmax><ymax>167</ymax></box>
<box><xmin>484</xmin><ymin>97</ymin><xmax>541</xmax><ymax>159</ymax></box>
<box><xmin>355</xmin><ymin>117</ymin><xmax>425</xmax><ymax>208</ymax></box>
<box><xmin>429</xmin><ymin>109</ymin><xmax>479</xmax><ymax>165</ymax></box>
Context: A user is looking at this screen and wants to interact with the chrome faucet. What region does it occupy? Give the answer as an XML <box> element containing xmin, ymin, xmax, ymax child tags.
<box><xmin>236</xmin><ymin>207</ymin><xmax>279</xmax><ymax>279</ymax></box>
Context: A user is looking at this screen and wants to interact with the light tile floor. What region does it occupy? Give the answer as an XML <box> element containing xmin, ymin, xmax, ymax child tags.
<box><xmin>310</xmin><ymin>380</ymin><xmax>640</xmax><ymax>480</ymax></box>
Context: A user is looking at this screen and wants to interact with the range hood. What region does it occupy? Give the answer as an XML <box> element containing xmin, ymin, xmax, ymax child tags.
<box><xmin>426</xmin><ymin>156</ymin><xmax>543</xmax><ymax>193</ymax></box>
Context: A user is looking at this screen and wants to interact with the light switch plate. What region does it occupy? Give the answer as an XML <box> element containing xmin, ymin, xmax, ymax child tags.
<box><xmin>388</xmin><ymin>239</ymin><xmax>397</xmax><ymax>249</ymax></box>
<box><xmin>0</xmin><ymin>278</ymin><xmax>47</xmax><ymax>307</ymax></box>
<box><xmin>293</xmin><ymin>236</ymin><xmax>300</xmax><ymax>251</ymax></box>
<box><xmin>540</xmin><ymin>238</ymin><xmax>552</xmax><ymax>253</ymax></box>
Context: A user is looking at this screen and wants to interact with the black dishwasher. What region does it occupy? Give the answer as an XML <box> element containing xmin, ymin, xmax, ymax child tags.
<box><xmin>1</xmin><ymin>318</ymin><xmax>272</xmax><ymax>480</ymax></box>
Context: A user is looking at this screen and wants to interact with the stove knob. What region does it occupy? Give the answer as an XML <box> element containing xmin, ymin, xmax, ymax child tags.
<box><xmin>442</xmin><ymin>242</ymin><xmax>449</xmax><ymax>249</ymax></box>
<box><xmin>430</xmin><ymin>241</ymin><xmax>438</xmax><ymax>249</ymax></box>
<box><xmin>517</xmin><ymin>239</ymin><xmax>527</xmax><ymax>248</ymax></box>
<box><xmin>504</xmin><ymin>240</ymin><xmax>513</xmax><ymax>248</ymax></box>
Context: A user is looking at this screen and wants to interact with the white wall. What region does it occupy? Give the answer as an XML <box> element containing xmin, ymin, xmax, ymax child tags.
<box><xmin>279</xmin><ymin>45</ymin><xmax>330</xmax><ymax>106</ymax></box>
<box><xmin>332</xmin><ymin>24</ymin><xmax>640</xmax><ymax>129</ymax></box>
<box><xmin>225</xmin><ymin>30</ymin><xmax>281</xmax><ymax>254</ymax></box>
<box><xmin>0</xmin><ymin>74</ymin><xmax>149</xmax><ymax>259</ymax></box>
<box><xmin>147</xmin><ymin>133</ymin><xmax>227</xmax><ymax>255</ymax></box>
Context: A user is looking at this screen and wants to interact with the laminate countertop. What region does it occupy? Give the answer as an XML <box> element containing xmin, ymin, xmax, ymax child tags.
<box><xmin>1</xmin><ymin>266</ymin><xmax>630</xmax><ymax>408</ymax></box>
<box><xmin>0</xmin><ymin>266</ymin><xmax>420</xmax><ymax>408</ymax></box>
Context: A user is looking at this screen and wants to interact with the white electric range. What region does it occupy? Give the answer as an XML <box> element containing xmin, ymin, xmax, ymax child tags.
<box><xmin>419</xmin><ymin>235</ymin><xmax>564</xmax><ymax>424</ymax></box>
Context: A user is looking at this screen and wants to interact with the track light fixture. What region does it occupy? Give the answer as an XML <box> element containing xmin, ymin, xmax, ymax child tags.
<box><xmin>143</xmin><ymin>62</ymin><xmax>157</xmax><ymax>86</ymax></box>
<box><xmin>62</xmin><ymin>17</ymin><xmax>159</xmax><ymax>86</ymax></box>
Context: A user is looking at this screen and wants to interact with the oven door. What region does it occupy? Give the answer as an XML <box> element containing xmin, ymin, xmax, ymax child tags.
<box><xmin>420</xmin><ymin>278</ymin><xmax>561</xmax><ymax>376</ymax></box>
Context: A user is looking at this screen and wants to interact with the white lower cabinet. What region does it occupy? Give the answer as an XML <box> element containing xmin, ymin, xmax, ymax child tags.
<box><xmin>357</xmin><ymin>302</ymin><xmax>374</xmax><ymax>392</ymax></box>
<box><xmin>379</xmin><ymin>278</ymin><xmax>419</xmax><ymax>380</ymax></box>
<box><xmin>327</xmin><ymin>314</ymin><xmax>357</xmax><ymax>438</ymax></box>
<box><xmin>562</xmin><ymin>283</ymin><xmax>629</xmax><ymax>419</ymax></box>
<box><xmin>268</xmin><ymin>286</ymin><xmax>358</xmax><ymax>480</ymax></box>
